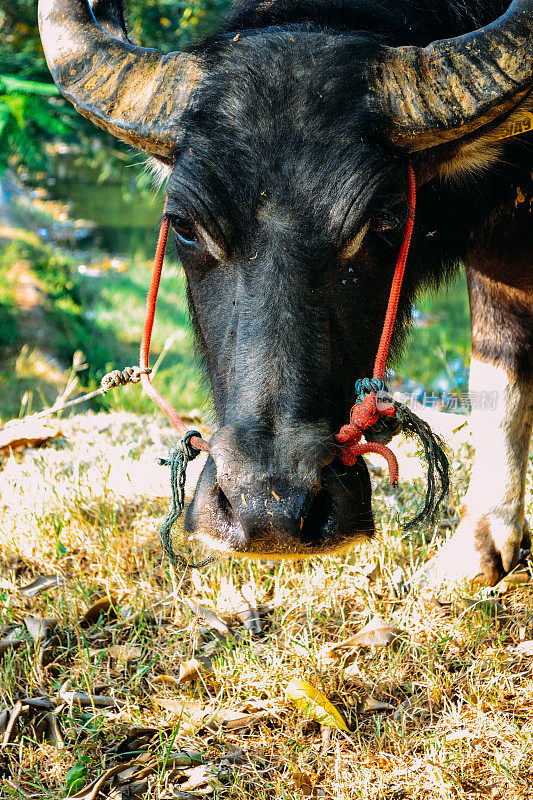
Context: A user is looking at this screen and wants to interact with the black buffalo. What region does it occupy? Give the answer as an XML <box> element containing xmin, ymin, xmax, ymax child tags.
<box><xmin>39</xmin><ymin>0</ymin><xmax>533</xmax><ymax>583</ymax></box>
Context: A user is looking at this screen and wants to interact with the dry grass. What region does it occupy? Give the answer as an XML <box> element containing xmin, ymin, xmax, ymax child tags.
<box><xmin>0</xmin><ymin>411</ymin><xmax>532</xmax><ymax>799</ymax></box>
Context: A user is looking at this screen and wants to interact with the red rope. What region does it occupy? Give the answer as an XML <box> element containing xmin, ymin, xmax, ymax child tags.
<box><xmin>373</xmin><ymin>161</ymin><xmax>416</xmax><ymax>380</ymax></box>
<box><xmin>141</xmin><ymin>162</ymin><xmax>416</xmax><ymax>476</ymax></box>
<box><xmin>335</xmin><ymin>162</ymin><xmax>416</xmax><ymax>483</ymax></box>
<box><xmin>139</xmin><ymin>216</ymin><xmax>207</xmax><ymax>452</ymax></box>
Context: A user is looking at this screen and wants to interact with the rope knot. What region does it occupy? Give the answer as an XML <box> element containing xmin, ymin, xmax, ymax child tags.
<box><xmin>336</xmin><ymin>379</ymin><xmax>450</xmax><ymax>526</ymax></box>
<box><xmin>335</xmin><ymin>384</ymin><xmax>399</xmax><ymax>483</ymax></box>
<box><xmin>354</xmin><ymin>377</ymin><xmax>402</xmax><ymax>445</ymax></box>
<box><xmin>180</xmin><ymin>429</ymin><xmax>202</xmax><ymax>460</ymax></box>
<box><xmin>100</xmin><ymin>366</ymin><xmax>151</xmax><ymax>392</ymax></box>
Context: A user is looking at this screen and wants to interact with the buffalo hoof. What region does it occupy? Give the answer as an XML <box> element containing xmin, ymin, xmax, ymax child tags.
<box><xmin>416</xmin><ymin>515</ymin><xmax>530</xmax><ymax>590</ymax></box>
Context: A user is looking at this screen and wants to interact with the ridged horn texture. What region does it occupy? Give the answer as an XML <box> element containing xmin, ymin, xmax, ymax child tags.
<box><xmin>373</xmin><ymin>0</ymin><xmax>533</xmax><ymax>151</ymax></box>
<box><xmin>38</xmin><ymin>0</ymin><xmax>202</xmax><ymax>160</ymax></box>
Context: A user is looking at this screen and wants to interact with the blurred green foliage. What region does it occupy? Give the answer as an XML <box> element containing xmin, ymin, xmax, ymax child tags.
<box><xmin>0</xmin><ymin>74</ymin><xmax>72</xmax><ymax>175</ymax></box>
<box><xmin>395</xmin><ymin>275</ymin><xmax>471</xmax><ymax>393</ymax></box>
<box><xmin>126</xmin><ymin>0</ymin><xmax>231</xmax><ymax>48</ymax></box>
<box><xmin>0</xmin><ymin>234</ymin><xmax>205</xmax><ymax>420</ymax></box>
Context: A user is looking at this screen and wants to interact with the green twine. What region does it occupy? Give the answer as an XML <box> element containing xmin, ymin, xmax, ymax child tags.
<box><xmin>157</xmin><ymin>430</ymin><xmax>214</xmax><ymax>571</ymax></box>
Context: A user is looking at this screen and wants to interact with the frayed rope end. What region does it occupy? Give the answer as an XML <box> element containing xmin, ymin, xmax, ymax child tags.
<box><xmin>393</xmin><ymin>401</ymin><xmax>450</xmax><ymax>529</ymax></box>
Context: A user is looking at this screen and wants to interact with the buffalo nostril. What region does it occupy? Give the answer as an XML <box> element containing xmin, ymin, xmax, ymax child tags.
<box><xmin>211</xmin><ymin>478</ymin><xmax>334</xmax><ymax>546</ymax></box>
<box><xmin>300</xmin><ymin>488</ymin><xmax>333</xmax><ymax>544</ymax></box>
<box><xmin>215</xmin><ymin>485</ymin><xmax>233</xmax><ymax>521</ymax></box>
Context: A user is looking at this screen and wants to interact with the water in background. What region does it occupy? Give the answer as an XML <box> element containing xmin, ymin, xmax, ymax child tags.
<box><xmin>48</xmin><ymin>150</ymin><xmax>165</xmax><ymax>261</ymax></box>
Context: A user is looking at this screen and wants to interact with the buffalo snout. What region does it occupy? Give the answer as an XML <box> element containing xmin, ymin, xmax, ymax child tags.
<box><xmin>185</xmin><ymin>423</ymin><xmax>375</xmax><ymax>557</ymax></box>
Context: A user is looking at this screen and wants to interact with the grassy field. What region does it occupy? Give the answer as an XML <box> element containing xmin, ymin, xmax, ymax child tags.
<box><xmin>0</xmin><ymin>220</ymin><xmax>205</xmax><ymax>423</ymax></box>
<box><xmin>5</xmin><ymin>174</ymin><xmax>533</xmax><ymax>800</ymax></box>
<box><xmin>1</xmin><ymin>411</ymin><xmax>533</xmax><ymax>799</ymax></box>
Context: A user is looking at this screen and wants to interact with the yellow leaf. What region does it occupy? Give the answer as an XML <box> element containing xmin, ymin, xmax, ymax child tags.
<box><xmin>286</xmin><ymin>678</ymin><xmax>349</xmax><ymax>732</ymax></box>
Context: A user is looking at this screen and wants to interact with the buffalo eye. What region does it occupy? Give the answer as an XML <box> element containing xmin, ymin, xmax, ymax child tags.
<box><xmin>371</xmin><ymin>210</ymin><xmax>401</xmax><ymax>234</ymax></box>
<box><xmin>170</xmin><ymin>216</ymin><xmax>199</xmax><ymax>247</ymax></box>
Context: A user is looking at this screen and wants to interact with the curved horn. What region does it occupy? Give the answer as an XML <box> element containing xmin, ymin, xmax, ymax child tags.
<box><xmin>373</xmin><ymin>0</ymin><xmax>532</xmax><ymax>151</ymax></box>
<box><xmin>38</xmin><ymin>0</ymin><xmax>202</xmax><ymax>160</ymax></box>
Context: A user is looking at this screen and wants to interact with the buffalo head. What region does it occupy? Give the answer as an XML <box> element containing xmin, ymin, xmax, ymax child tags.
<box><xmin>39</xmin><ymin>0</ymin><xmax>533</xmax><ymax>557</ymax></box>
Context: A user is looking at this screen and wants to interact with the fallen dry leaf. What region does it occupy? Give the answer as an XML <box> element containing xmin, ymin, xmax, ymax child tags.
<box><xmin>240</xmin><ymin>583</ymin><xmax>262</xmax><ymax>633</ymax></box>
<box><xmin>0</xmin><ymin>637</ymin><xmax>23</xmax><ymax>658</ymax></box>
<box><xmin>218</xmin><ymin>748</ymin><xmax>245</xmax><ymax>764</ymax></box>
<box><xmin>23</xmin><ymin>615</ymin><xmax>58</xmax><ymax>642</ymax></box>
<box><xmin>108</xmin><ymin>644</ymin><xmax>142</xmax><ymax>663</ymax></box>
<box><xmin>79</xmin><ymin>596</ymin><xmax>118</xmax><ymax>627</ymax></box>
<box><xmin>291</xmin><ymin>770</ymin><xmax>315</xmax><ymax>797</ymax></box>
<box><xmin>179</xmin><ymin>764</ymin><xmax>216</xmax><ymax>792</ymax></box>
<box><xmin>116</xmin><ymin>765</ymin><xmax>140</xmax><ymax>783</ymax></box>
<box><xmin>496</xmin><ymin>570</ymin><xmax>532</xmax><ymax>593</ymax></box>
<box><xmin>359</xmin><ymin>561</ymin><xmax>382</xmax><ymax>582</ymax></box>
<box><xmin>34</xmin><ymin>711</ymin><xmax>64</xmax><ymax>747</ymax></box>
<box><xmin>0</xmin><ymin>420</ymin><xmax>62</xmax><ymax>456</ymax></box>
<box><xmin>21</xmin><ymin>696</ymin><xmax>54</xmax><ymax>710</ymax></box>
<box><xmin>59</xmin><ymin>689</ymin><xmax>116</xmax><ymax>708</ymax></box>
<box><xmin>0</xmin><ymin>709</ymin><xmax>9</xmax><ymax>735</ymax></box>
<box><xmin>393</xmin><ymin>696</ymin><xmax>428</xmax><ymax>722</ymax></box>
<box><xmin>23</xmin><ymin>615</ymin><xmax>60</xmax><ymax>668</ymax></box>
<box><xmin>220</xmin><ymin>579</ymin><xmax>262</xmax><ymax>634</ymax></box>
<box><xmin>153</xmin><ymin>698</ymin><xmax>210</xmax><ymax>734</ymax></box>
<box><xmin>515</xmin><ymin>640</ymin><xmax>533</xmax><ymax>656</ymax></box>
<box><xmin>150</xmin><ymin>674</ymin><xmax>180</xmax><ymax>688</ymax></box>
<box><xmin>358</xmin><ymin>696</ymin><xmax>395</xmax><ymax>714</ymax></box>
<box><xmin>2</xmin><ymin>701</ymin><xmax>27</xmax><ymax>746</ymax></box>
<box><xmin>286</xmin><ymin>678</ymin><xmax>349</xmax><ymax>732</ymax></box>
<box><xmin>235</xmin><ymin>595</ymin><xmax>262</xmax><ymax>632</ymax></box>
<box><xmin>326</xmin><ymin>616</ymin><xmax>403</xmax><ymax>653</ymax></box>
<box><xmin>69</xmin><ymin>764</ymin><xmax>127</xmax><ymax>800</ymax></box>
<box><xmin>109</xmin><ymin>726</ymin><xmax>159</xmax><ymax>757</ymax></box>
<box><xmin>19</xmin><ymin>574</ymin><xmax>64</xmax><ymax>598</ymax></box>
<box><xmin>178</xmin><ymin>657</ymin><xmax>203</xmax><ymax>684</ymax></box>
<box><xmin>184</xmin><ymin>599</ymin><xmax>230</xmax><ymax>636</ymax></box>
<box><xmin>165</xmin><ymin>751</ymin><xmax>204</xmax><ymax>768</ymax></box>
<box><xmin>213</xmin><ymin>708</ymin><xmax>270</xmax><ymax>731</ymax></box>
<box><xmin>115</xmin><ymin>751</ymin><xmax>204</xmax><ymax>787</ymax></box>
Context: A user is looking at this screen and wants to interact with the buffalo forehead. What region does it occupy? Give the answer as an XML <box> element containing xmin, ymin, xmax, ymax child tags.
<box><xmin>167</xmin><ymin>36</ymin><xmax>391</xmax><ymax>245</ymax></box>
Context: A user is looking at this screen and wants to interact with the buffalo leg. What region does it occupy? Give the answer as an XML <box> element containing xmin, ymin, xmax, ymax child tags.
<box><xmin>425</xmin><ymin>269</ymin><xmax>533</xmax><ymax>586</ymax></box>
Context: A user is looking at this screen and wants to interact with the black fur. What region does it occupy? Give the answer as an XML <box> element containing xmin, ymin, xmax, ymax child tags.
<box><xmin>99</xmin><ymin>0</ymin><xmax>532</xmax><ymax>556</ymax></box>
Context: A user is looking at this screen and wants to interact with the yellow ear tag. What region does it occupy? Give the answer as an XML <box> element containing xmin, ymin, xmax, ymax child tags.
<box><xmin>490</xmin><ymin>110</ymin><xmax>533</xmax><ymax>141</ymax></box>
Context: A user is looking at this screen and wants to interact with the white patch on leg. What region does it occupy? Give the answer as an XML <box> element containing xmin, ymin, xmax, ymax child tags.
<box><xmin>426</xmin><ymin>357</ymin><xmax>533</xmax><ymax>587</ymax></box>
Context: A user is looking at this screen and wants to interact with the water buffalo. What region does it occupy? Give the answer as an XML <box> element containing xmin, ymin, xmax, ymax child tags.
<box><xmin>39</xmin><ymin>0</ymin><xmax>532</xmax><ymax>584</ymax></box>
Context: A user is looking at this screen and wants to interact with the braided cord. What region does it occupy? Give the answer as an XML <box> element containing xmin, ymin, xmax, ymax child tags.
<box><xmin>157</xmin><ymin>430</ymin><xmax>214</xmax><ymax>571</ymax></box>
<box><xmin>3</xmin><ymin>366</ymin><xmax>151</xmax><ymax>428</ymax></box>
